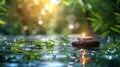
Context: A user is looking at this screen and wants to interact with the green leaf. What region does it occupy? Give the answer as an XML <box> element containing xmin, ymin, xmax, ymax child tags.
<box><xmin>32</xmin><ymin>40</ymin><xmax>42</xmax><ymax>48</ymax></box>
<box><xmin>62</xmin><ymin>0</ymin><xmax>70</xmax><ymax>6</ymax></box>
<box><xmin>114</xmin><ymin>25</ymin><xmax>120</xmax><ymax>28</ymax></box>
<box><xmin>91</xmin><ymin>11</ymin><xmax>103</xmax><ymax>23</ymax></box>
<box><xmin>110</xmin><ymin>27</ymin><xmax>120</xmax><ymax>33</ymax></box>
<box><xmin>117</xmin><ymin>0</ymin><xmax>120</xmax><ymax>4</ymax></box>
<box><xmin>100</xmin><ymin>30</ymin><xmax>110</xmax><ymax>38</ymax></box>
<box><xmin>60</xmin><ymin>36</ymin><xmax>70</xmax><ymax>43</ymax></box>
<box><xmin>0</xmin><ymin>20</ymin><xmax>5</xmax><ymax>24</ymax></box>
<box><xmin>94</xmin><ymin>23</ymin><xmax>102</xmax><ymax>32</ymax></box>
<box><xmin>115</xmin><ymin>13</ymin><xmax>120</xmax><ymax>16</ymax></box>
<box><xmin>0</xmin><ymin>13</ymin><xmax>5</xmax><ymax>15</ymax></box>
<box><xmin>0</xmin><ymin>6</ymin><xmax>7</xmax><ymax>11</ymax></box>
<box><xmin>90</xmin><ymin>21</ymin><xmax>102</xmax><ymax>32</ymax></box>
<box><xmin>88</xmin><ymin>11</ymin><xmax>103</xmax><ymax>32</ymax></box>
<box><xmin>88</xmin><ymin>18</ymin><xmax>99</xmax><ymax>22</ymax></box>
<box><xmin>109</xmin><ymin>39</ymin><xmax>115</xmax><ymax>49</ymax></box>
<box><xmin>115</xmin><ymin>13</ymin><xmax>120</xmax><ymax>22</ymax></box>
<box><xmin>0</xmin><ymin>0</ymin><xmax>5</xmax><ymax>5</ymax></box>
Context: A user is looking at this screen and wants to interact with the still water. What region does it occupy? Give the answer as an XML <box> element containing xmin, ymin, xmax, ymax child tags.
<box><xmin>0</xmin><ymin>35</ymin><xmax>120</xmax><ymax>67</ymax></box>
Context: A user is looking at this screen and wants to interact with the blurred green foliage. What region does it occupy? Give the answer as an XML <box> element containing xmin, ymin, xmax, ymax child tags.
<box><xmin>0</xmin><ymin>0</ymin><xmax>119</xmax><ymax>37</ymax></box>
<box><xmin>87</xmin><ymin>0</ymin><xmax>120</xmax><ymax>38</ymax></box>
<box><xmin>0</xmin><ymin>0</ymin><xmax>6</xmax><ymax>25</ymax></box>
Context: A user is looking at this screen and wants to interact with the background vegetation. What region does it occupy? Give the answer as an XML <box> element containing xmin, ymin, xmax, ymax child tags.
<box><xmin>0</xmin><ymin>0</ymin><xmax>120</xmax><ymax>38</ymax></box>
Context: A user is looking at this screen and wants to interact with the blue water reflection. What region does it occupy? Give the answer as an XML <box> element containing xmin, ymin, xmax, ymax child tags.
<box><xmin>0</xmin><ymin>35</ymin><xmax>120</xmax><ymax>67</ymax></box>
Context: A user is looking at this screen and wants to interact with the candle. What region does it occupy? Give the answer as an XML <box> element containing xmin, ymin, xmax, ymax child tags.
<box><xmin>72</xmin><ymin>32</ymin><xmax>100</xmax><ymax>49</ymax></box>
<box><xmin>78</xmin><ymin>33</ymin><xmax>93</xmax><ymax>41</ymax></box>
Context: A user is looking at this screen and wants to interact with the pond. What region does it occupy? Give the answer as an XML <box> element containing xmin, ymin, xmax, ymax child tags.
<box><xmin>0</xmin><ymin>35</ymin><xmax>120</xmax><ymax>67</ymax></box>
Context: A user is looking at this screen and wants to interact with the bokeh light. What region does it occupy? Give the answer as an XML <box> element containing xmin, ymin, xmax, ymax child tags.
<box><xmin>68</xmin><ymin>24</ymin><xmax>74</xmax><ymax>30</ymax></box>
<box><xmin>23</xmin><ymin>26</ymin><xmax>28</xmax><ymax>31</ymax></box>
<box><xmin>38</xmin><ymin>20</ymin><xmax>43</xmax><ymax>25</ymax></box>
<box><xmin>51</xmin><ymin>0</ymin><xmax>61</xmax><ymax>4</ymax></box>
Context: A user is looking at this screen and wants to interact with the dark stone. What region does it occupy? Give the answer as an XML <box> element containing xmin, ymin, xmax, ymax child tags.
<box><xmin>72</xmin><ymin>40</ymin><xmax>100</xmax><ymax>49</ymax></box>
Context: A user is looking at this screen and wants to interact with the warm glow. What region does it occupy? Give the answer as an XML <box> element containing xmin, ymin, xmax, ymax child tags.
<box><xmin>38</xmin><ymin>20</ymin><xmax>43</xmax><ymax>25</ymax></box>
<box><xmin>45</xmin><ymin>4</ymin><xmax>49</xmax><ymax>10</ymax></box>
<box><xmin>79</xmin><ymin>57</ymin><xmax>91</xmax><ymax>66</ymax></box>
<box><xmin>80</xmin><ymin>33</ymin><xmax>92</xmax><ymax>39</ymax></box>
<box><xmin>33</xmin><ymin>0</ymin><xmax>39</xmax><ymax>5</ymax></box>
<box><xmin>41</xmin><ymin>9</ymin><xmax>46</xmax><ymax>15</ymax></box>
<box><xmin>48</xmin><ymin>9</ymin><xmax>53</xmax><ymax>13</ymax></box>
<box><xmin>14</xmin><ymin>0</ymin><xmax>62</xmax><ymax>34</ymax></box>
<box><xmin>82</xmin><ymin>59</ymin><xmax>86</xmax><ymax>65</ymax></box>
<box><xmin>82</xmin><ymin>33</ymin><xmax>85</xmax><ymax>37</ymax></box>
<box><xmin>78</xmin><ymin>49</ymin><xmax>91</xmax><ymax>66</ymax></box>
<box><xmin>51</xmin><ymin>0</ymin><xmax>61</xmax><ymax>4</ymax></box>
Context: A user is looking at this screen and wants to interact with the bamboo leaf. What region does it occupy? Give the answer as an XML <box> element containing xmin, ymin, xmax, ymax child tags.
<box><xmin>88</xmin><ymin>18</ymin><xmax>99</xmax><ymax>22</ymax></box>
<box><xmin>0</xmin><ymin>0</ymin><xmax>5</xmax><ymax>5</ymax></box>
<box><xmin>115</xmin><ymin>13</ymin><xmax>120</xmax><ymax>17</ymax></box>
<box><xmin>91</xmin><ymin>11</ymin><xmax>103</xmax><ymax>23</ymax></box>
<box><xmin>95</xmin><ymin>12</ymin><xmax>103</xmax><ymax>23</ymax></box>
<box><xmin>0</xmin><ymin>20</ymin><xmax>5</xmax><ymax>24</ymax></box>
<box><xmin>100</xmin><ymin>30</ymin><xmax>110</xmax><ymax>38</ymax></box>
<box><xmin>109</xmin><ymin>39</ymin><xmax>115</xmax><ymax>49</ymax></box>
<box><xmin>110</xmin><ymin>27</ymin><xmax>120</xmax><ymax>33</ymax></box>
<box><xmin>93</xmin><ymin>23</ymin><xmax>102</xmax><ymax>32</ymax></box>
<box><xmin>117</xmin><ymin>0</ymin><xmax>120</xmax><ymax>4</ymax></box>
<box><xmin>62</xmin><ymin>0</ymin><xmax>70</xmax><ymax>6</ymax></box>
<box><xmin>91</xmin><ymin>21</ymin><xmax>102</xmax><ymax>32</ymax></box>
<box><xmin>114</xmin><ymin>25</ymin><xmax>120</xmax><ymax>28</ymax></box>
<box><xmin>115</xmin><ymin>13</ymin><xmax>120</xmax><ymax>22</ymax></box>
<box><xmin>0</xmin><ymin>6</ymin><xmax>7</xmax><ymax>11</ymax></box>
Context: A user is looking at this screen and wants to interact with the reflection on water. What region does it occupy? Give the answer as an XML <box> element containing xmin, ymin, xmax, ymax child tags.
<box><xmin>78</xmin><ymin>49</ymin><xmax>91</xmax><ymax>66</ymax></box>
<box><xmin>0</xmin><ymin>35</ymin><xmax>120</xmax><ymax>67</ymax></box>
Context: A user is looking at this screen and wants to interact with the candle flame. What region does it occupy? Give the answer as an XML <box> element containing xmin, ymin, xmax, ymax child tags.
<box><xmin>82</xmin><ymin>33</ymin><xmax>85</xmax><ymax>37</ymax></box>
